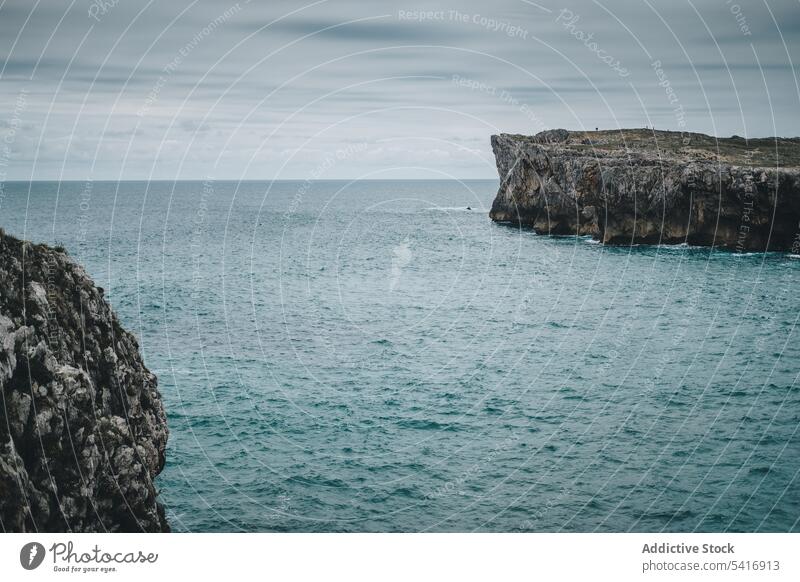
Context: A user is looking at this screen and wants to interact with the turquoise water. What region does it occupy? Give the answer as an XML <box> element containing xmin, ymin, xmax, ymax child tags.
<box><xmin>2</xmin><ymin>180</ymin><xmax>799</xmax><ymax>532</ymax></box>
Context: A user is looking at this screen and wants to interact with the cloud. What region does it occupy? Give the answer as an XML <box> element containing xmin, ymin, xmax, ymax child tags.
<box><xmin>0</xmin><ymin>0</ymin><xmax>798</xmax><ymax>179</ymax></box>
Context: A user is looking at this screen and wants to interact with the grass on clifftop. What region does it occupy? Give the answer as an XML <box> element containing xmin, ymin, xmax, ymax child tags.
<box><xmin>562</xmin><ymin>128</ymin><xmax>800</xmax><ymax>168</ymax></box>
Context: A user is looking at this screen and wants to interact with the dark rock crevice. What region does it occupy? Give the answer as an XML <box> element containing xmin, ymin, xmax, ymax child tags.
<box><xmin>0</xmin><ymin>229</ymin><xmax>169</xmax><ymax>532</ymax></box>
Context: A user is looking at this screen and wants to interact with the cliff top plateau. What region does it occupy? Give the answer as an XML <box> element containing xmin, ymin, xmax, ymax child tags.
<box><xmin>500</xmin><ymin>128</ymin><xmax>800</xmax><ymax>168</ymax></box>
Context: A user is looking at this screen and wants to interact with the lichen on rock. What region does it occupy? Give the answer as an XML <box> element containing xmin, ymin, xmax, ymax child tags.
<box><xmin>0</xmin><ymin>229</ymin><xmax>169</xmax><ymax>532</ymax></box>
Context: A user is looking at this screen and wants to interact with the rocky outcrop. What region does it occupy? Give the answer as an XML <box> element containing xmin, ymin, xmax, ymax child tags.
<box><xmin>490</xmin><ymin>129</ymin><xmax>800</xmax><ymax>251</ymax></box>
<box><xmin>0</xmin><ymin>230</ymin><xmax>168</xmax><ymax>532</ymax></box>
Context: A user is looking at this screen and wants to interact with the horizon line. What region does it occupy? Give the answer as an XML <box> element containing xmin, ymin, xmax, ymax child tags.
<box><xmin>2</xmin><ymin>177</ymin><xmax>501</xmax><ymax>183</ymax></box>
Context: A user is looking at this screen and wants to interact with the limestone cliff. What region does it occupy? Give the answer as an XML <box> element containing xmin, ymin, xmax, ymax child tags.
<box><xmin>490</xmin><ymin>129</ymin><xmax>800</xmax><ymax>251</ymax></box>
<box><xmin>0</xmin><ymin>230</ymin><xmax>169</xmax><ymax>532</ymax></box>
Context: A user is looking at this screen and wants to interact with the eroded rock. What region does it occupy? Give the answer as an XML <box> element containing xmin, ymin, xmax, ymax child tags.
<box><xmin>0</xmin><ymin>230</ymin><xmax>168</xmax><ymax>532</ymax></box>
<box><xmin>489</xmin><ymin>129</ymin><xmax>800</xmax><ymax>250</ymax></box>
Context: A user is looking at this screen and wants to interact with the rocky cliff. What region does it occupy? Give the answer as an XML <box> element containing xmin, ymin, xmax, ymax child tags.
<box><xmin>490</xmin><ymin>129</ymin><xmax>800</xmax><ymax>251</ymax></box>
<box><xmin>0</xmin><ymin>230</ymin><xmax>169</xmax><ymax>532</ymax></box>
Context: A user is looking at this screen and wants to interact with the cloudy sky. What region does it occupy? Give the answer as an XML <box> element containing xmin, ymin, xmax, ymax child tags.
<box><xmin>1</xmin><ymin>0</ymin><xmax>798</xmax><ymax>180</ymax></box>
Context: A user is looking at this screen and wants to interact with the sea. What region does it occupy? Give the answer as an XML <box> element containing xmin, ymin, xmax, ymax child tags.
<box><xmin>2</xmin><ymin>179</ymin><xmax>799</xmax><ymax>532</ymax></box>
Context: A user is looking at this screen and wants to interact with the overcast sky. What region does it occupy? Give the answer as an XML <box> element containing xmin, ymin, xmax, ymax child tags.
<box><xmin>1</xmin><ymin>0</ymin><xmax>798</xmax><ymax>180</ymax></box>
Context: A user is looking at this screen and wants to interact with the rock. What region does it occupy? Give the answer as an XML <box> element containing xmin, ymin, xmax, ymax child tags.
<box><xmin>489</xmin><ymin>129</ymin><xmax>800</xmax><ymax>250</ymax></box>
<box><xmin>532</xmin><ymin>128</ymin><xmax>570</xmax><ymax>144</ymax></box>
<box><xmin>0</xmin><ymin>229</ymin><xmax>169</xmax><ymax>532</ymax></box>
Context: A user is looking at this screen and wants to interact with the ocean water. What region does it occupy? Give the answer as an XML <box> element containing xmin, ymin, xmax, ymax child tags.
<box><xmin>2</xmin><ymin>179</ymin><xmax>799</xmax><ymax>532</ymax></box>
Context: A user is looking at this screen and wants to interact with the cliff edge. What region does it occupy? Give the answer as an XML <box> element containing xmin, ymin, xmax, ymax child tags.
<box><xmin>490</xmin><ymin>129</ymin><xmax>800</xmax><ymax>251</ymax></box>
<box><xmin>0</xmin><ymin>230</ymin><xmax>169</xmax><ymax>532</ymax></box>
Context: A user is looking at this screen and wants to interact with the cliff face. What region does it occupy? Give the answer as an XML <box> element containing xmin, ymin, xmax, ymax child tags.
<box><xmin>0</xmin><ymin>230</ymin><xmax>169</xmax><ymax>532</ymax></box>
<box><xmin>490</xmin><ymin>129</ymin><xmax>800</xmax><ymax>251</ymax></box>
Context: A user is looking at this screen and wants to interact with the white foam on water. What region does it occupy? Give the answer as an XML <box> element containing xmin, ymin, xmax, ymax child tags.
<box><xmin>424</xmin><ymin>206</ymin><xmax>486</xmax><ymax>212</ymax></box>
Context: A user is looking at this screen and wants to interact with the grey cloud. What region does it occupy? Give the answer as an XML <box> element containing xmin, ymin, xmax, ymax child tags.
<box><xmin>263</xmin><ymin>17</ymin><xmax>470</xmax><ymax>42</ymax></box>
<box><xmin>0</xmin><ymin>0</ymin><xmax>798</xmax><ymax>179</ymax></box>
